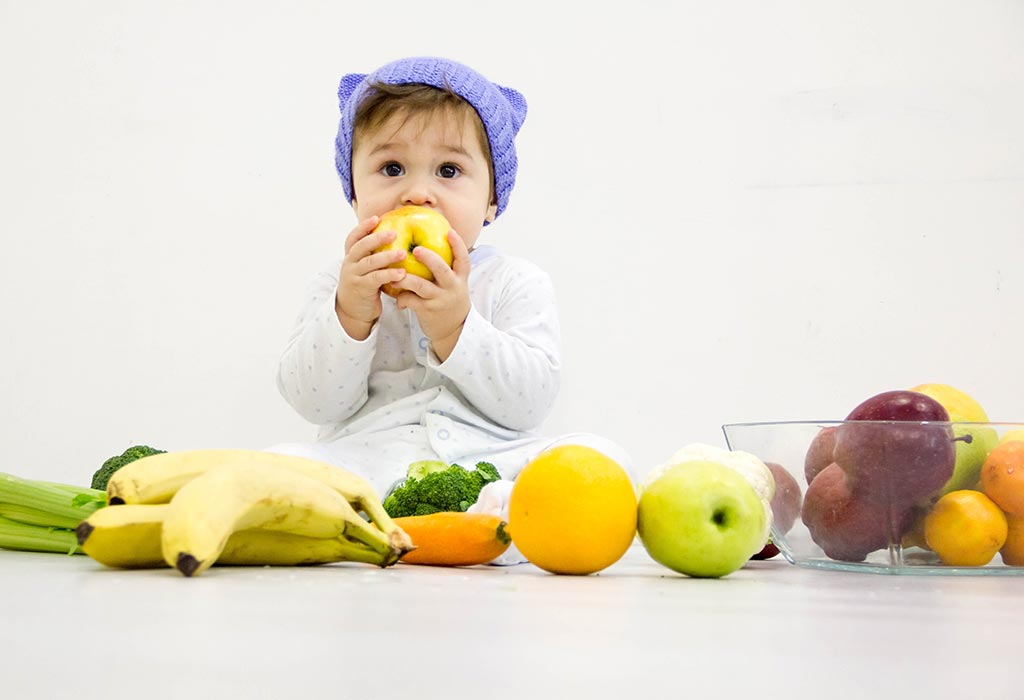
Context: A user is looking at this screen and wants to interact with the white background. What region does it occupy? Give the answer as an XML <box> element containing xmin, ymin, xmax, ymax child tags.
<box><xmin>1</xmin><ymin>1</ymin><xmax>1021</xmax><ymax>485</ymax></box>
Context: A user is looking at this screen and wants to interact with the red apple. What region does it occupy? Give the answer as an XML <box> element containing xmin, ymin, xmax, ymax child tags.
<box><xmin>765</xmin><ymin>462</ymin><xmax>802</xmax><ymax>535</ymax></box>
<box><xmin>833</xmin><ymin>390</ymin><xmax>955</xmax><ymax>507</ymax></box>
<box><xmin>748</xmin><ymin>464</ymin><xmax>803</xmax><ymax>561</ymax></box>
<box><xmin>801</xmin><ymin>463</ymin><xmax>912</xmax><ymax>562</ymax></box>
<box><xmin>804</xmin><ymin>426</ymin><xmax>837</xmax><ymax>485</ymax></box>
<box><xmin>750</xmin><ymin>540</ymin><xmax>780</xmax><ymax>560</ymax></box>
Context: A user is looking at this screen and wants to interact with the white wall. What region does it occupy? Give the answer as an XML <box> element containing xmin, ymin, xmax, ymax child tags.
<box><xmin>2</xmin><ymin>1</ymin><xmax>1021</xmax><ymax>484</ymax></box>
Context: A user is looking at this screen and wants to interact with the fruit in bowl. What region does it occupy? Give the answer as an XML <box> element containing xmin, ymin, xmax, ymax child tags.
<box><xmin>999</xmin><ymin>430</ymin><xmax>1024</xmax><ymax>446</ymax></box>
<box><xmin>981</xmin><ymin>441</ymin><xmax>1024</xmax><ymax>516</ymax></box>
<box><xmin>803</xmin><ymin>426</ymin><xmax>837</xmax><ymax>485</ymax></box>
<box><xmin>723</xmin><ymin>384</ymin><xmax>1024</xmax><ymax>573</ymax></box>
<box><xmin>832</xmin><ymin>390</ymin><xmax>956</xmax><ymax>508</ymax></box>
<box><xmin>817</xmin><ymin>389</ymin><xmax>956</xmax><ymax>561</ymax></box>
<box><xmin>801</xmin><ymin>462</ymin><xmax>914</xmax><ymax>562</ymax></box>
<box><xmin>371</xmin><ymin>206</ymin><xmax>453</xmax><ymax>298</ymax></box>
<box><xmin>924</xmin><ymin>490</ymin><xmax>1007</xmax><ymax>566</ymax></box>
<box><xmin>912</xmin><ymin>383</ymin><xmax>999</xmax><ymax>495</ymax></box>
<box><xmin>911</xmin><ymin>383</ymin><xmax>988</xmax><ymax>423</ymax></box>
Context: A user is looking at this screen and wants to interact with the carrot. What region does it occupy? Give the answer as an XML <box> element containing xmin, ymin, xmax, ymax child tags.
<box><xmin>395</xmin><ymin>512</ymin><xmax>511</xmax><ymax>566</ymax></box>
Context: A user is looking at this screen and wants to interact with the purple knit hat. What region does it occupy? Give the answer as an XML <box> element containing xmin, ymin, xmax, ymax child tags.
<box><xmin>335</xmin><ymin>57</ymin><xmax>528</xmax><ymax>219</ymax></box>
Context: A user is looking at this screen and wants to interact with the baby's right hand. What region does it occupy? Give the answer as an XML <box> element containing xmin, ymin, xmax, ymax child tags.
<box><xmin>335</xmin><ymin>216</ymin><xmax>407</xmax><ymax>340</ymax></box>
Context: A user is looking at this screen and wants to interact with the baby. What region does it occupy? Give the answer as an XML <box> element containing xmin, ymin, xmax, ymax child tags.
<box><xmin>268</xmin><ymin>57</ymin><xmax>632</xmax><ymax>535</ymax></box>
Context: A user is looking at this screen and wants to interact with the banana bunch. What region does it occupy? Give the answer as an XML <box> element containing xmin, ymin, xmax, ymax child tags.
<box><xmin>77</xmin><ymin>449</ymin><xmax>414</xmax><ymax>577</ymax></box>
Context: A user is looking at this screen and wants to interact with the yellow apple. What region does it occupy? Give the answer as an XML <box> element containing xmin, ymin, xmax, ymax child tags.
<box><xmin>372</xmin><ymin>206</ymin><xmax>453</xmax><ymax>298</ymax></box>
<box><xmin>999</xmin><ymin>429</ymin><xmax>1024</xmax><ymax>446</ymax></box>
<box><xmin>910</xmin><ymin>383</ymin><xmax>989</xmax><ymax>422</ymax></box>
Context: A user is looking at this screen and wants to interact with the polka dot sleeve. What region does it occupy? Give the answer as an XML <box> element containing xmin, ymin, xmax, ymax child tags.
<box><xmin>275</xmin><ymin>263</ymin><xmax>379</xmax><ymax>425</ymax></box>
<box><xmin>431</xmin><ymin>257</ymin><xmax>561</xmax><ymax>432</ymax></box>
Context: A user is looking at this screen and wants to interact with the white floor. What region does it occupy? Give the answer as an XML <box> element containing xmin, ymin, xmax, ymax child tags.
<box><xmin>3</xmin><ymin>543</ymin><xmax>1020</xmax><ymax>699</ymax></box>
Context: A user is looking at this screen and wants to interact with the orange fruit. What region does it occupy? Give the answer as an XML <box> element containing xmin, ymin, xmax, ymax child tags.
<box><xmin>508</xmin><ymin>444</ymin><xmax>637</xmax><ymax>575</ymax></box>
<box><xmin>899</xmin><ymin>506</ymin><xmax>931</xmax><ymax>551</ymax></box>
<box><xmin>1001</xmin><ymin>514</ymin><xmax>1024</xmax><ymax>566</ymax></box>
<box><xmin>924</xmin><ymin>490</ymin><xmax>1007</xmax><ymax>566</ymax></box>
<box><xmin>980</xmin><ymin>441</ymin><xmax>1024</xmax><ymax>515</ymax></box>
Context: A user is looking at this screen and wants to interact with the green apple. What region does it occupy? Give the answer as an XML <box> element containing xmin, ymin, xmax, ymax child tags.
<box><xmin>656</xmin><ymin>443</ymin><xmax>774</xmax><ymax>547</ymax></box>
<box><xmin>940</xmin><ymin>422</ymin><xmax>999</xmax><ymax>495</ymax></box>
<box><xmin>908</xmin><ymin>384</ymin><xmax>997</xmax><ymax>497</ymax></box>
<box><xmin>372</xmin><ymin>205</ymin><xmax>453</xmax><ymax>298</ymax></box>
<box><xmin>638</xmin><ymin>460</ymin><xmax>767</xmax><ymax>578</ymax></box>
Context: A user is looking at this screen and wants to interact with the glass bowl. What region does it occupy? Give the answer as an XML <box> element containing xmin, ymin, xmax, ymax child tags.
<box><xmin>722</xmin><ymin>421</ymin><xmax>1024</xmax><ymax>575</ymax></box>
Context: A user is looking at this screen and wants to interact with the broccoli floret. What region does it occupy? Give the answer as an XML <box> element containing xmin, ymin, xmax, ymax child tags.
<box><xmin>91</xmin><ymin>445</ymin><xmax>166</xmax><ymax>490</ymax></box>
<box><xmin>475</xmin><ymin>461</ymin><xmax>500</xmax><ymax>483</ymax></box>
<box><xmin>382</xmin><ymin>461</ymin><xmax>502</xmax><ymax>518</ymax></box>
<box><xmin>413</xmin><ymin>503</ymin><xmax>443</xmax><ymax>516</ymax></box>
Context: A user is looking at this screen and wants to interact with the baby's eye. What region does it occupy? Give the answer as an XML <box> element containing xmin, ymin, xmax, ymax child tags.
<box><xmin>437</xmin><ymin>163</ymin><xmax>461</xmax><ymax>179</ymax></box>
<box><xmin>381</xmin><ymin>162</ymin><xmax>404</xmax><ymax>177</ymax></box>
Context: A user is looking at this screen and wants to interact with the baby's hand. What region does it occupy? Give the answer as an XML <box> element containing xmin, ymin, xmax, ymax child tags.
<box><xmin>391</xmin><ymin>229</ymin><xmax>471</xmax><ymax>361</ymax></box>
<box><xmin>335</xmin><ymin>216</ymin><xmax>408</xmax><ymax>340</ymax></box>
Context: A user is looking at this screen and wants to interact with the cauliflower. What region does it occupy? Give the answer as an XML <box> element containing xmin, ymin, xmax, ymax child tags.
<box><xmin>663</xmin><ymin>443</ymin><xmax>775</xmax><ymax>501</ymax></box>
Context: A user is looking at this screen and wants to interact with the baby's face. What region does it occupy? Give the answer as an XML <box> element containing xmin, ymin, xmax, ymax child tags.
<box><xmin>351</xmin><ymin>107</ymin><xmax>496</xmax><ymax>251</ymax></box>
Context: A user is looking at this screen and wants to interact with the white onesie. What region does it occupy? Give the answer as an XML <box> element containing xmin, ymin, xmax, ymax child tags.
<box><xmin>269</xmin><ymin>245</ymin><xmax>631</xmax><ymax>496</ymax></box>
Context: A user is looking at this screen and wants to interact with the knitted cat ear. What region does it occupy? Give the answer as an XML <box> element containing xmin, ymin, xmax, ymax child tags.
<box><xmin>498</xmin><ymin>85</ymin><xmax>528</xmax><ymax>132</ymax></box>
<box><xmin>338</xmin><ymin>73</ymin><xmax>367</xmax><ymax>107</ymax></box>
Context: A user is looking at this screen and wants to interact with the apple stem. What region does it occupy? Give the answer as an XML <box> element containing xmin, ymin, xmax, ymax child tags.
<box><xmin>952</xmin><ymin>433</ymin><xmax>973</xmax><ymax>445</ymax></box>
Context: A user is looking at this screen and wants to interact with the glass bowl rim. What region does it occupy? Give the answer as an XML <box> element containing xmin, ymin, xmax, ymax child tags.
<box><xmin>722</xmin><ymin>420</ymin><xmax>1024</xmax><ymax>429</ymax></box>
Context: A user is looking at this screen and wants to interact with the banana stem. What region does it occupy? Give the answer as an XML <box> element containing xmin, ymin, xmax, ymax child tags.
<box><xmin>352</xmin><ymin>496</ymin><xmax>415</xmax><ymax>552</ymax></box>
<box><xmin>333</xmin><ymin>536</ymin><xmax>400</xmax><ymax>567</ymax></box>
<box><xmin>341</xmin><ymin>514</ymin><xmax>402</xmax><ymax>558</ymax></box>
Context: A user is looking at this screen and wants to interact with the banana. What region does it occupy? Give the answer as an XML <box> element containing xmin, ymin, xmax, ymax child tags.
<box><xmin>105</xmin><ymin>448</ymin><xmax>413</xmax><ymax>553</ymax></box>
<box><xmin>220</xmin><ymin>529</ymin><xmax>398</xmax><ymax>567</ymax></box>
<box><xmin>264</xmin><ymin>453</ymin><xmax>414</xmax><ymax>554</ymax></box>
<box><xmin>76</xmin><ymin>503</ymin><xmax>398</xmax><ymax>570</ymax></box>
<box><xmin>76</xmin><ymin>504</ymin><xmax>166</xmax><ymax>568</ymax></box>
<box><xmin>160</xmin><ymin>462</ymin><xmax>397</xmax><ymax>576</ymax></box>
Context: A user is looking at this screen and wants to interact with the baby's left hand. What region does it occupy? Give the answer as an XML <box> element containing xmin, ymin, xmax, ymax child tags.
<box><xmin>392</xmin><ymin>229</ymin><xmax>471</xmax><ymax>361</ymax></box>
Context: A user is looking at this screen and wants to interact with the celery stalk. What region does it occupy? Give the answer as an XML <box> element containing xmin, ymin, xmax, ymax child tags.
<box><xmin>0</xmin><ymin>503</ymin><xmax>84</xmax><ymax>529</ymax></box>
<box><xmin>0</xmin><ymin>473</ymin><xmax>105</xmax><ymax>527</ymax></box>
<box><xmin>0</xmin><ymin>472</ymin><xmax>105</xmax><ymax>554</ymax></box>
<box><xmin>0</xmin><ymin>515</ymin><xmax>83</xmax><ymax>555</ymax></box>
